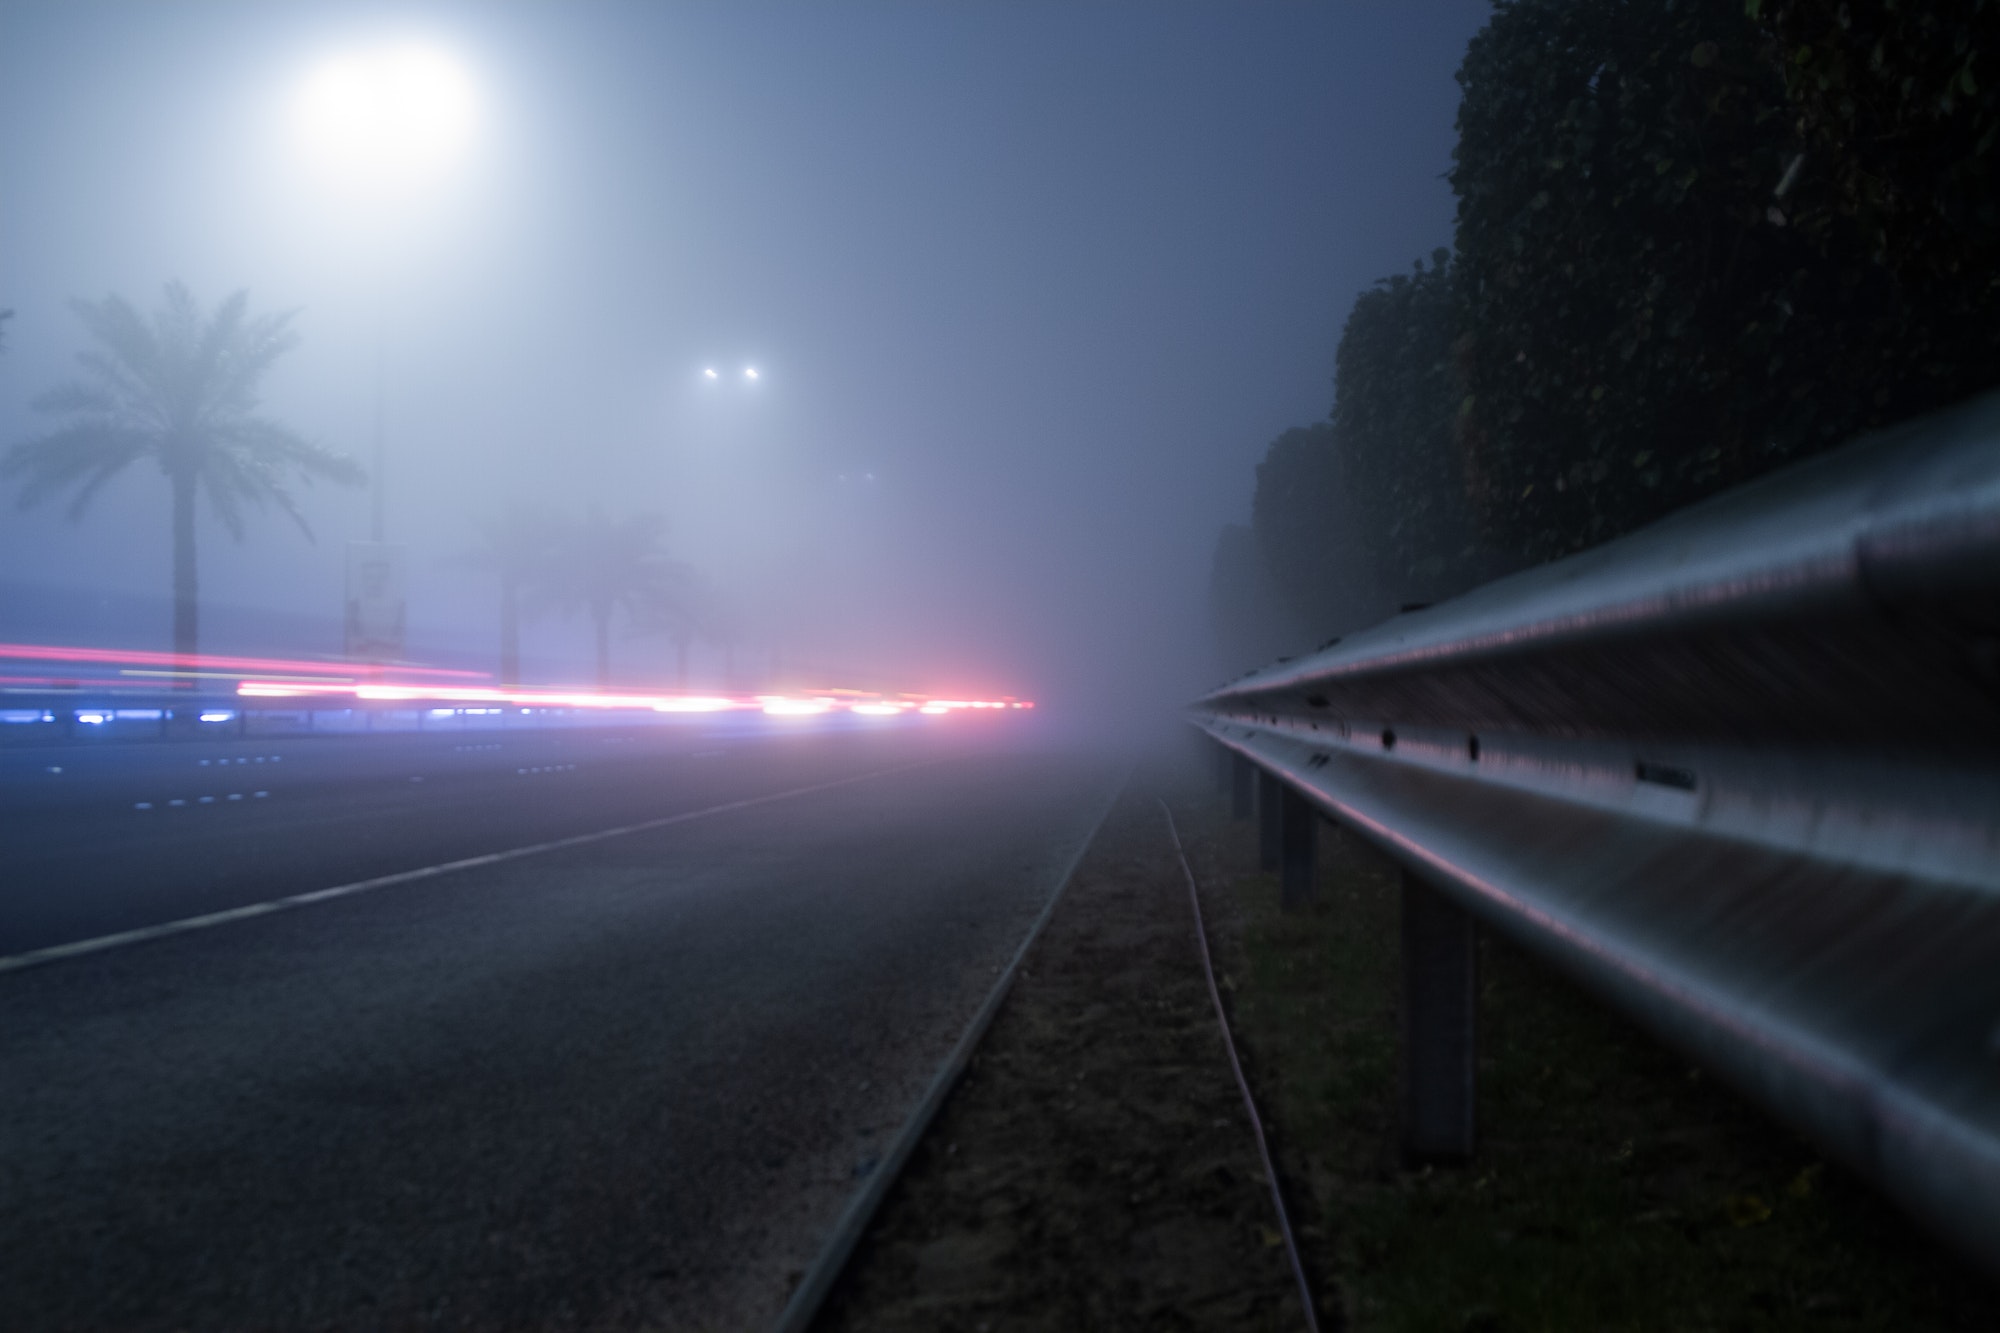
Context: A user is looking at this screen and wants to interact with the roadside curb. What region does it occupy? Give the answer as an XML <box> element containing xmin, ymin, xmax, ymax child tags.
<box><xmin>769</xmin><ymin>767</ymin><xmax>1129</xmax><ymax>1333</ymax></box>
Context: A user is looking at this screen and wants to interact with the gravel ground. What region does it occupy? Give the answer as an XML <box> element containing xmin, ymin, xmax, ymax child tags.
<box><xmin>813</xmin><ymin>777</ymin><xmax>1311</xmax><ymax>1332</ymax></box>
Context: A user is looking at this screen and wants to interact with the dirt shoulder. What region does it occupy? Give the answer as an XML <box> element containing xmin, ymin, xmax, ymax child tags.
<box><xmin>811</xmin><ymin>777</ymin><xmax>1314</xmax><ymax>1332</ymax></box>
<box><xmin>816</xmin><ymin>753</ymin><xmax>1997</xmax><ymax>1331</ymax></box>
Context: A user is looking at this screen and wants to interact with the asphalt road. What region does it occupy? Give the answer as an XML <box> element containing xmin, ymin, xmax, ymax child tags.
<box><xmin>0</xmin><ymin>717</ymin><xmax>1123</xmax><ymax>1330</ymax></box>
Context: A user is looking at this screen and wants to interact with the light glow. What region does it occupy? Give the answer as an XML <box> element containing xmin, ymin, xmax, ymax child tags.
<box><xmin>759</xmin><ymin>696</ymin><xmax>832</xmax><ymax>716</ymax></box>
<box><xmin>744</xmin><ymin>367</ymin><xmax>759</xmax><ymax>380</ymax></box>
<box><xmin>296</xmin><ymin>40</ymin><xmax>478</xmax><ymax>183</ymax></box>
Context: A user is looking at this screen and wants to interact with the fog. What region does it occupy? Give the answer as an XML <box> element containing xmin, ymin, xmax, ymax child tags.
<box><xmin>0</xmin><ymin>2</ymin><xmax>1489</xmax><ymax>728</ymax></box>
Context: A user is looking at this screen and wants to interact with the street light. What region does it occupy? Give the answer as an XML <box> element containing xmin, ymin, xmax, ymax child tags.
<box><xmin>292</xmin><ymin>37</ymin><xmax>478</xmax><ymax>547</ymax></box>
<box><xmin>293</xmin><ymin>38</ymin><xmax>478</xmax><ymax>663</ymax></box>
<box><xmin>296</xmin><ymin>41</ymin><xmax>478</xmax><ymax>191</ymax></box>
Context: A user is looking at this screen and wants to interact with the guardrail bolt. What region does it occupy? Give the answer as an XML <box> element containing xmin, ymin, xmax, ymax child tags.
<box><xmin>1257</xmin><ymin>769</ymin><xmax>1282</xmax><ymax>871</ymax></box>
<box><xmin>1280</xmin><ymin>785</ymin><xmax>1316</xmax><ymax>908</ymax></box>
<box><xmin>1230</xmin><ymin>753</ymin><xmax>1255</xmax><ymax>820</ymax></box>
<box><xmin>1400</xmin><ymin>870</ymin><xmax>1477</xmax><ymax>1165</ymax></box>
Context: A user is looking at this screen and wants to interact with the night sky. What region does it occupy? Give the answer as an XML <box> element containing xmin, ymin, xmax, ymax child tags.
<box><xmin>0</xmin><ymin>1</ymin><xmax>1493</xmax><ymax>718</ymax></box>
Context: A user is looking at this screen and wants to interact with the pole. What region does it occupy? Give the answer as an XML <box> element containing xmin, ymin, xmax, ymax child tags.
<box><xmin>1399</xmin><ymin>870</ymin><xmax>1478</xmax><ymax>1164</ymax></box>
<box><xmin>1281</xmin><ymin>786</ymin><xmax>1316</xmax><ymax>909</ymax></box>
<box><xmin>370</xmin><ymin>329</ymin><xmax>386</xmax><ymax>543</ymax></box>
<box><xmin>1258</xmin><ymin>770</ymin><xmax>1282</xmax><ymax>871</ymax></box>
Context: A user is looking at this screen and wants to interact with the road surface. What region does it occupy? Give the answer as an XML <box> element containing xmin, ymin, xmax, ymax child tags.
<box><xmin>0</xmin><ymin>717</ymin><xmax>1121</xmax><ymax>1330</ymax></box>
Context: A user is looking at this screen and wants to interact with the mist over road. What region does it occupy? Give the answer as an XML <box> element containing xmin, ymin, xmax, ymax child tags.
<box><xmin>0</xmin><ymin>721</ymin><xmax>1121</xmax><ymax>1330</ymax></box>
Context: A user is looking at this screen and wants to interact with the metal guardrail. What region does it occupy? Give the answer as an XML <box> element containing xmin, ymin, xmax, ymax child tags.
<box><xmin>1191</xmin><ymin>393</ymin><xmax>2000</xmax><ymax>1275</ymax></box>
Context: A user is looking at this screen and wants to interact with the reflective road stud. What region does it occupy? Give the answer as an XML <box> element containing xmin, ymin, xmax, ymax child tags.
<box><xmin>1400</xmin><ymin>869</ymin><xmax>1477</xmax><ymax>1164</ymax></box>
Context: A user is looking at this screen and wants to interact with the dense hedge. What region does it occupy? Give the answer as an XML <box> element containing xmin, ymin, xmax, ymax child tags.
<box><xmin>1250</xmin><ymin>422</ymin><xmax>1380</xmax><ymax>635</ymax></box>
<box><xmin>1453</xmin><ymin>0</ymin><xmax>2000</xmax><ymax>559</ymax></box>
<box><xmin>1333</xmin><ymin>249</ymin><xmax>1475</xmax><ymax>601</ymax></box>
<box><xmin>1221</xmin><ymin>0</ymin><xmax>2000</xmax><ymax>659</ymax></box>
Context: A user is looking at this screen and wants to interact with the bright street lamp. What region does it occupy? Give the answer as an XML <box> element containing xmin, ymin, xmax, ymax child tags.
<box><xmin>296</xmin><ymin>41</ymin><xmax>478</xmax><ymax>189</ymax></box>
<box><xmin>293</xmin><ymin>37</ymin><xmax>478</xmax><ymax>665</ymax></box>
<box><xmin>292</xmin><ymin>38</ymin><xmax>479</xmax><ymax>549</ymax></box>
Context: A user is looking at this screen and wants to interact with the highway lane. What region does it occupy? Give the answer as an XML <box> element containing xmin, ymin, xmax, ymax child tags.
<box><xmin>0</xmin><ymin>716</ymin><xmax>974</xmax><ymax>957</ymax></box>
<box><xmin>0</xmin><ymin>722</ymin><xmax>1122</xmax><ymax>1330</ymax></box>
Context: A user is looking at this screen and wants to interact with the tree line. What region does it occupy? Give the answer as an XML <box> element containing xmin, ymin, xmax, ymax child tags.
<box><xmin>2</xmin><ymin>283</ymin><xmax>722</xmax><ymax>688</ymax></box>
<box><xmin>1216</xmin><ymin>0</ymin><xmax>2000</xmax><ymax>670</ymax></box>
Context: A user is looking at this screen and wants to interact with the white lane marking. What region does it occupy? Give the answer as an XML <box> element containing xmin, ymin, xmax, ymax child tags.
<box><xmin>135</xmin><ymin>792</ymin><xmax>263</xmax><ymax>810</ymax></box>
<box><xmin>0</xmin><ymin>758</ymin><xmax>944</xmax><ymax>977</ymax></box>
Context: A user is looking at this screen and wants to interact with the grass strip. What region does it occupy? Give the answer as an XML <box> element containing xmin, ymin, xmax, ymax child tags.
<box><xmin>1171</xmin><ymin>782</ymin><xmax>1996</xmax><ymax>1332</ymax></box>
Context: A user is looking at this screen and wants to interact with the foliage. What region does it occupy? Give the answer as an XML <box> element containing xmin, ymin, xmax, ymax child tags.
<box><xmin>628</xmin><ymin>564</ymin><xmax>728</xmax><ymax>688</ymax></box>
<box><xmin>1333</xmin><ymin>249</ymin><xmax>1479</xmax><ymax>602</ymax></box>
<box><xmin>1205</xmin><ymin>522</ymin><xmax>1298</xmax><ymax>680</ymax></box>
<box><xmin>462</xmin><ymin>502</ymin><xmax>562</xmax><ymax>686</ymax></box>
<box><xmin>539</xmin><ymin>506</ymin><xmax>692</xmax><ymax>688</ymax></box>
<box><xmin>1249</xmin><ymin>422</ymin><xmax>1386</xmax><ymax>639</ymax></box>
<box><xmin>1245</xmin><ymin>253</ymin><xmax>1487</xmax><ymax>646</ymax></box>
<box><xmin>1759</xmin><ymin>1</ymin><xmax>2000</xmax><ymax>395</ymax></box>
<box><xmin>2</xmin><ymin>283</ymin><xmax>362</xmax><ymax>656</ymax></box>
<box><xmin>1451</xmin><ymin>0</ymin><xmax>2000</xmax><ymax>561</ymax></box>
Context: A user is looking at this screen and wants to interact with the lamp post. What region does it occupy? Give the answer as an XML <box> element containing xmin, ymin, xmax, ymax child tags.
<box><xmin>295</xmin><ymin>38</ymin><xmax>477</xmax><ymax>541</ymax></box>
<box><xmin>293</xmin><ymin>39</ymin><xmax>477</xmax><ymax>658</ymax></box>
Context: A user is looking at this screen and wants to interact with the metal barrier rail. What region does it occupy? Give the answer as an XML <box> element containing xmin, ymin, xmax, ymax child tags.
<box><xmin>1191</xmin><ymin>393</ymin><xmax>2000</xmax><ymax>1274</ymax></box>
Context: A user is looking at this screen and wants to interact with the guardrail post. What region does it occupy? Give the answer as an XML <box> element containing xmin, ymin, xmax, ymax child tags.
<box><xmin>1257</xmin><ymin>769</ymin><xmax>1282</xmax><ymax>871</ymax></box>
<box><xmin>1211</xmin><ymin>741</ymin><xmax>1231</xmax><ymax>795</ymax></box>
<box><xmin>1400</xmin><ymin>870</ymin><xmax>1477</xmax><ymax>1165</ymax></box>
<box><xmin>1280</xmin><ymin>785</ymin><xmax>1316</xmax><ymax>908</ymax></box>
<box><xmin>1230</xmin><ymin>753</ymin><xmax>1254</xmax><ymax>820</ymax></box>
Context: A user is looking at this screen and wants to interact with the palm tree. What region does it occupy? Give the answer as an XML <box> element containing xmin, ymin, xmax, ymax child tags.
<box><xmin>630</xmin><ymin>567</ymin><xmax>730</xmax><ymax>689</ymax></box>
<box><xmin>541</xmin><ymin>507</ymin><xmax>691</xmax><ymax>689</ymax></box>
<box><xmin>3</xmin><ymin>282</ymin><xmax>364</xmax><ymax>661</ymax></box>
<box><xmin>462</xmin><ymin>502</ymin><xmax>559</xmax><ymax>688</ymax></box>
